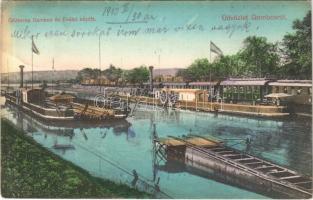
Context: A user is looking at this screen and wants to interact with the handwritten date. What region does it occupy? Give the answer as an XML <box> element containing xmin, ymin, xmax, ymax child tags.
<box><xmin>102</xmin><ymin>3</ymin><xmax>156</xmax><ymax>24</ymax></box>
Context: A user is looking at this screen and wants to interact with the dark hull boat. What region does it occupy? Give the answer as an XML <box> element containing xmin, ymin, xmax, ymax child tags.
<box><xmin>5</xmin><ymin>93</ymin><xmax>74</xmax><ymax>121</ymax></box>
<box><xmin>5</xmin><ymin>88</ymin><xmax>130</xmax><ymax>122</ymax></box>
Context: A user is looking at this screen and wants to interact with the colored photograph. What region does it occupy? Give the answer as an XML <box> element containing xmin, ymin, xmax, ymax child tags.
<box><xmin>1</xmin><ymin>1</ymin><xmax>312</xmax><ymax>199</ymax></box>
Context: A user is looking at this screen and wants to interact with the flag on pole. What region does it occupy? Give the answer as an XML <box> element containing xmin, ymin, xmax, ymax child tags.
<box><xmin>210</xmin><ymin>41</ymin><xmax>223</xmax><ymax>56</ymax></box>
<box><xmin>32</xmin><ymin>36</ymin><xmax>40</xmax><ymax>55</ymax></box>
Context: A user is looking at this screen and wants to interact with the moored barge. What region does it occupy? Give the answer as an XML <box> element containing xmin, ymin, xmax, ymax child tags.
<box><xmin>154</xmin><ymin>135</ymin><xmax>312</xmax><ymax>199</ymax></box>
<box><xmin>5</xmin><ymin>87</ymin><xmax>130</xmax><ymax>122</ymax></box>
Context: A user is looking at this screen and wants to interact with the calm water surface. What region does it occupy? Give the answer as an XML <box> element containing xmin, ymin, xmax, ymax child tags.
<box><xmin>1</xmin><ymin>99</ymin><xmax>312</xmax><ymax>199</ymax></box>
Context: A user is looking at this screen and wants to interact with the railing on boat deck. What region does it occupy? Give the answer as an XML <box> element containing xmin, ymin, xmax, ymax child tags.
<box><xmin>5</xmin><ymin>94</ymin><xmax>73</xmax><ymax>117</ymax></box>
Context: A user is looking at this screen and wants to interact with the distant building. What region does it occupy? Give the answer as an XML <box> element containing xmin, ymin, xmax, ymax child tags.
<box><xmin>160</xmin><ymin>88</ymin><xmax>208</xmax><ymax>102</ymax></box>
<box><xmin>153</xmin><ymin>68</ymin><xmax>182</xmax><ymax>78</ymax></box>
<box><xmin>154</xmin><ymin>75</ymin><xmax>184</xmax><ymax>83</ymax></box>
<box><xmin>81</xmin><ymin>76</ymin><xmax>113</xmax><ymax>86</ymax></box>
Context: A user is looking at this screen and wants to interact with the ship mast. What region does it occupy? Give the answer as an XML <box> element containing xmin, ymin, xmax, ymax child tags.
<box><xmin>32</xmin><ymin>36</ymin><xmax>34</xmax><ymax>90</ymax></box>
<box><xmin>7</xmin><ymin>59</ymin><xmax>9</xmax><ymax>91</ymax></box>
<box><xmin>99</xmin><ymin>34</ymin><xmax>102</xmax><ymax>92</ymax></box>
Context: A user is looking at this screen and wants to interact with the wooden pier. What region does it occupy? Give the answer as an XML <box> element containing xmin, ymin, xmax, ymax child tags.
<box><xmin>154</xmin><ymin>135</ymin><xmax>312</xmax><ymax>199</ymax></box>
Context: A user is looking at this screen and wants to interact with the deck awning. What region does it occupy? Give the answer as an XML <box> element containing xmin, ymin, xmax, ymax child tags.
<box><xmin>269</xmin><ymin>82</ymin><xmax>312</xmax><ymax>87</ymax></box>
<box><xmin>186</xmin><ymin>137</ymin><xmax>219</xmax><ymax>147</ymax></box>
<box><xmin>159</xmin><ymin>138</ymin><xmax>185</xmax><ymax>146</ymax></box>
<box><xmin>220</xmin><ymin>80</ymin><xmax>270</xmax><ymax>86</ymax></box>
<box><xmin>264</xmin><ymin>93</ymin><xmax>293</xmax><ymax>98</ymax></box>
<box><xmin>49</xmin><ymin>93</ymin><xmax>76</xmax><ymax>101</ymax></box>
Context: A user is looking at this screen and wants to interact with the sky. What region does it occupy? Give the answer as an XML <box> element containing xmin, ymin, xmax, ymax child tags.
<box><xmin>1</xmin><ymin>1</ymin><xmax>311</xmax><ymax>72</ymax></box>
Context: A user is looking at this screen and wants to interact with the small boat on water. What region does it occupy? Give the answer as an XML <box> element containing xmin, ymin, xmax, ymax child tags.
<box><xmin>52</xmin><ymin>144</ymin><xmax>75</xmax><ymax>150</ymax></box>
<box><xmin>154</xmin><ymin>135</ymin><xmax>312</xmax><ymax>199</ymax></box>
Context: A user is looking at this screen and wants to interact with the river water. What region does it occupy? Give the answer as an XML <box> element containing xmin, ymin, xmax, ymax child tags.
<box><xmin>1</xmin><ymin>98</ymin><xmax>311</xmax><ymax>198</ymax></box>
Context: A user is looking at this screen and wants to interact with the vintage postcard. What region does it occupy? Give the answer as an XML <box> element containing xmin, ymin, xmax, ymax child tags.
<box><xmin>0</xmin><ymin>0</ymin><xmax>312</xmax><ymax>199</ymax></box>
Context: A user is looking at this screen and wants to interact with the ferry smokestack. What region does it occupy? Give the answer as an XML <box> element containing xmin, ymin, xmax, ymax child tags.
<box><xmin>149</xmin><ymin>66</ymin><xmax>154</xmax><ymax>91</ymax></box>
<box><xmin>19</xmin><ymin>65</ymin><xmax>25</xmax><ymax>88</ymax></box>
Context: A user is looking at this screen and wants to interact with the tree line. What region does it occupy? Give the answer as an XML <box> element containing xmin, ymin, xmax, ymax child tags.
<box><xmin>76</xmin><ymin>65</ymin><xmax>149</xmax><ymax>85</ymax></box>
<box><xmin>177</xmin><ymin>11</ymin><xmax>311</xmax><ymax>81</ymax></box>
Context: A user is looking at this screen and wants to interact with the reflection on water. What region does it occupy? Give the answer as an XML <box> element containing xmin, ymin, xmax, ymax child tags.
<box><xmin>1</xmin><ymin>100</ymin><xmax>312</xmax><ymax>198</ymax></box>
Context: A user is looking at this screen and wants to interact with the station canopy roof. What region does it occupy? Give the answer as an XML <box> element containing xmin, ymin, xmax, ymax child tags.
<box><xmin>189</xmin><ymin>81</ymin><xmax>218</xmax><ymax>86</ymax></box>
<box><xmin>269</xmin><ymin>80</ymin><xmax>312</xmax><ymax>87</ymax></box>
<box><xmin>161</xmin><ymin>88</ymin><xmax>206</xmax><ymax>93</ymax></box>
<box><xmin>143</xmin><ymin>82</ymin><xmax>162</xmax><ymax>86</ymax></box>
<box><xmin>163</xmin><ymin>82</ymin><xmax>187</xmax><ymax>86</ymax></box>
<box><xmin>220</xmin><ymin>78</ymin><xmax>271</xmax><ymax>86</ymax></box>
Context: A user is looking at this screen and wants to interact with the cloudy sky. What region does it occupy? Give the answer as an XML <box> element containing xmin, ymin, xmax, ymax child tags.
<box><xmin>1</xmin><ymin>1</ymin><xmax>310</xmax><ymax>72</ymax></box>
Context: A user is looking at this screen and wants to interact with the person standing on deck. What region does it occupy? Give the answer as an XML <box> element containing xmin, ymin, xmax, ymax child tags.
<box><xmin>277</xmin><ymin>98</ymin><xmax>280</xmax><ymax>106</ymax></box>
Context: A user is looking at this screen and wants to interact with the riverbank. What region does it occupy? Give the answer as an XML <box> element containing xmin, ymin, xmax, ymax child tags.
<box><xmin>1</xmin><ymin>119</ymin><xmax>149</xmax><ymax>198</ymax></box>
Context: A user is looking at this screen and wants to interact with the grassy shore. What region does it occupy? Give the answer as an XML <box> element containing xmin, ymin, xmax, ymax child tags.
<box><xmin>1</xmin><ymin>119</ymin><xmax>149</xmax><ymax>198</ymax></box>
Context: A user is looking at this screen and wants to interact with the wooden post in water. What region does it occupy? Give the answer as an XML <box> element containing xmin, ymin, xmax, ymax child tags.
<box><xmin>221</xmin><ymin>85</ymin><xmax>224</xmax><ymax>110</ymax></box>
<box><xmin>152</xmin><ymin>93</ymin><xmax>154</xmax><ymax>110</ymax></box>
<box><xmin>203</xmin><ymin>92</ymin><xmax>205</xmax><ymax>111</ymax></box>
